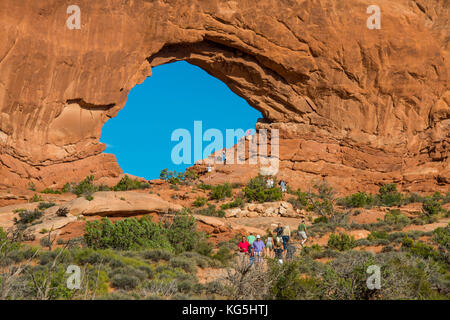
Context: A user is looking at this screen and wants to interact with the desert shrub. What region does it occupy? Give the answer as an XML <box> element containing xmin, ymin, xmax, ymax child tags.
<box><xmin>112</xmin><ymin>175</ymin><xmax>149</xmax><ymax>191</ymax></box>
<box><xmin>193</xmin><ymin>197</ymin><xmax>207</xmax><ymax>207</ymax></box>
<box><xmin>111</xmin><ymin>274</ymin><xmax>140</xmax><ymax>290</ymax></box>
<box><xmin>14</xmin><ymin>209</ymin><xmax>43</xmax><ymax>226</ymax></box>
<box><xmin>28</xmin><ymin>182</ymin><xmax>36</xmax><ymax>191</ymax></box>
<box><xmin>384</xmin><ymin>209</ymin><xmax>411</xmax><ymax>226</ymax></box>
<box><xmin>243</xmin><ymin>175</ymin><xmax>282</xmax><ymax>203</ymax></box>
<box><xmin>143</xmin><ymin>249</ymin><xmax>174</xmax><ymax>262</ymax></box>
<box><xmin>337</xmin><ymin>192</ymin><xmax>374</xmax><ymax>208</ymax></box>
<box><xmin>62</xmin><ymin>182</ymin><xmax>71</xmax><ymax>193</ymax></box>
<box><xmin>401</xmin><ymin>236</ymin><xmax>441</xmax><ymax>261</ymax></box>
<box><xmin>209</xmin><ymin>183</ymin><xmax>232</xmax><ymax>200</ymax></box>
<box><xmin>73</xmin><ymin>175</ymin><xmax>95</xmax><ymax>196</ymax></box>
<box><xmin>169</xmin><ymin>256</ymin><xmax>197</xmax><ymax>273</ymax></box>
<box><xmin>327</xmin><ymin>233</ymin><xmax>356</xmax><ymax>251</ymax></box>
<box><xmin>160</xmin><ymin>169</ymin><xmax>198</xmax><ymax>185</ymax></box>
<box><xmin>367</xmin><ymin>231</ymin><xmax>389</xmax><ymax>241</ymax></box>
<box><xmin>56</xmin><ymin>207</ymin><xmax>70</xmax><ymax>217</ymax></box>
<box><xmin>212</xmin><ymin>246</ymin><xmax>233</xmax><ymax>265</ymax></box>
<box><xmin>29</xmin><ymin>194</ymin><xmax>43</xmax><ymax>203</ymax></box>
<box><xmin>41</xmin><ymin>188</ymin><xmax>62</xmax><ymax>195</ymax></box>
<box><xmin>375</xmin><ymin>184</ymin><xmax>403</xmax><ymax>207</ymax></box>
<box><xmin>220</xmin><ymin>197</ymin><xmax>244</xmax><ymax>210</ymax></box>
<box><xmin>403</xmin><ymin>192</ymin><xmax>425</xmax><ymax>204</ymax></box>
<box><xmin>310</xmin><ymin>198</ymin><xmax>334</xmax><ymax>216</ymax></box>
<box><xmin>194</xmin><ymin>204</ymin><xmax>225</xmax><ymax>218</ymax></box>
<box><xmin>38</xmin><ymin>202</ymin><xmax>55</xmax><ymax>210</ymax></box>
<box><xmin>313</xmin><ymin>216</ymin><xmax>328</xmax><ymax>224</ymax></box>
<box><xmin>165</xmin><ymin>214</ymin><xmax>207</xmax><ymax>254</ymax></box>
<box><xmin>288</xmin><ymin>190</ymin><xmax>309</xmax><ymax>210</ymax></box>
<box><xmin>84</xmin><ymin>217</ymin><xmax>172</xmax><ymax>251</ymax></box>
<box><xmin>422</xmin><ymin>199</ymin><xmax>442</xmax><ymax>216</ymax></box>
<box><xmin>432</xmin><ymin>227</ymin><xmax>449</xmax><ymax>249</ymax></box>
<box><xmin>197</xmin><ymin>183</ymin><xmax>213</xmax><ymax>191</ymax></box>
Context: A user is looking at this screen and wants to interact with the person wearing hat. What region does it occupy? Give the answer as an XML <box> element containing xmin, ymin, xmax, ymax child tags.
<box><xmin>252</xmin><ymin>234</ymin><xmax>266</xmax><ymax>264</ymax></box>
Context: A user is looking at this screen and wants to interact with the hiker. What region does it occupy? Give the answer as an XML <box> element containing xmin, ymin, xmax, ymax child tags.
<box><xmin>281</xmin><ymin>225</ymin><xmax>291</xmax><ymax>251</ymax></box>
<box><xmin>238</xmin><ymin>236</ymin><xmax>250</xmax><ymax>254</ymax></box>
<box><xmin>274</xmin><ymin>240</ymin><xmax>284</xmax><ymax>264</ymax></box>
<box><xmin>286</xmin><ymin>243</ymin><xmax>296</xmax><ymax>260</ymax></box>
<box><xmin>265</xmin><ymin>234</ymin><xmax>274</xmax><ymax>258</ymax></box>
<box><xmin>279</xmin><ymin>179</ymin><xmax>287</xmax><ymax>193</ymax></box>
<box><xmin>297</xmin><ymin>219</ymin><xmax>308</xmax><ymax>246</ymax></box>
<box><xmin>252</xmin><ymin>235</ymin><xmax>265</xmax><ymax>264</ymax></box>
<box><xmin>222</xmin><ymin>150</ymin><xmax>226</xmax><ymax>165</ymax></box>
<box><xmin>274</xmin><ymin>223</ymin><xmax>283</xmax><ymax>244</ymax></box>
<box><xmin>247</xmin><ymin>232</ymin><xmax>256</xmax><ymax>255</ymax></box>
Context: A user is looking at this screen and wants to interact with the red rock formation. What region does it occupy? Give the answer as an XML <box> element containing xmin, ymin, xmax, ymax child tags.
<box><xmin>0</xmin><ymin>0</ymin><xmax>448</xmax><ymax>193</ymax></box>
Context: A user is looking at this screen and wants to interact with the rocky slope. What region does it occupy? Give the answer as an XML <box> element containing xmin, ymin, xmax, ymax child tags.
<box><xmin>0</xmin><ymin>0</ymin><xmax>448</xmax><ymax>193</ymax></box>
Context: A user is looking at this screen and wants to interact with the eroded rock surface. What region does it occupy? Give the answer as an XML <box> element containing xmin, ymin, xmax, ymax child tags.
<box><xmin>0</xmin><ymin>0</ymin><xmax>448</xmax><ymax>193</ymax></box>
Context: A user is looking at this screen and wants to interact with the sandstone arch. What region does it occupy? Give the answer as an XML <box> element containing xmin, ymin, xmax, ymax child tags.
<box><xmin>0</xmin><ymin>0</ymin><xmax>448</xmax><ymax>193</ymax></box>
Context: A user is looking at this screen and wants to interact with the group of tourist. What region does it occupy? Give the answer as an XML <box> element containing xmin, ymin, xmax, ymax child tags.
<box><xmin>237</xmin><ymin>219</ymin><xmax>308</xmax><ymax>265</ymax></box>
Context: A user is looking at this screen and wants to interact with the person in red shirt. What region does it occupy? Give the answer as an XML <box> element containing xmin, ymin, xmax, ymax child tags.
<box><xmin>238</xmin><ymin>236</ymin><xmax>250</xmax><ymax>253</ymax></box>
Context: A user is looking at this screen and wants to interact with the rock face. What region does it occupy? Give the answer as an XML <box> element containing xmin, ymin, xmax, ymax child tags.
<box><xmin>0</xmin><ymin>0</ymin><xmax>448</xmax><ymax>193</ymax></box>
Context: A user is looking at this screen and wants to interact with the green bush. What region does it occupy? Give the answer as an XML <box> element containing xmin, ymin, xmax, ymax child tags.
<box><xmin>73</xmin><ymin>175</ymin><xmax>98</xmax><ymax>198</ymax></box>
<box><xmin>84</xmin><ymin>217</ymin><xmax>173</xmax><ymax>251</ymax></box>
<box><xmin>384</xmin><ymin>209</ymin><xmax>411</xmax><ymax>225</ymax></box>
<box><xmin>220</xmin><ymin>197</ymin><xmax>244</xmax><ymax>210</ymax></box>
<box><xmin>29</xmin><ymin>194</ymin><xmax>43</xmax><ymax>203</ymax></box>
<box><xmin>243</xmin><ymin>175</ymin><xmax>282</xmax><ymax>203</ymax></box>
<box><xmin>212</xmin><ymin>246</ymin><xmax>233</xmax><ymax>265</ymax></box>
<box><xmin>288</xmin><ymin>190</ymin><xmax>309</xmax><ymax>210</ymax></box>
<box><xmin>209</xmin><ymin>183</ymin><xmax>232</xmax><ymax>200</ymax></box>
<box><xmin>422</xmin><ymin>199</ymin><xmax>442</xmax><ymax>216</ymax></box>
<box><xmin>432</xmin><ymin>227</ymin><xmax>449</xmax><ymax>249</ymax></box>
<box><xmin>165</xmin><ymin>214</ymin><xmax>208</xmax><ymax>254</ymax></box>
<box><xmin>111</xmin><ymin>274</ymin><xmax>140</xmax><ymax>290</ymax></box>
<box><xmin>194</xmin><ymin>204</ymin><xmax>225</xmax><ymax>218</ymax></box>
<box><xmin>160</xmin><ymin>169</ymin><xmax>198</xmax><ymax>185</ymax></box>
<box><xmin>14</xmin><ymin>209</ymin><xmax>43</xmax><ymax>226</ymax></box>
<box><xmin>41</xmin><ymin>188</ymin><xmax>62</xmax><ymax>194</ymax></box>
<box><xmin>112</xmin><ymin>175</ymin><xmax>149</xmax><ymax>191</ymax></box>
<box><xmin>337</xmin><ymin>192</ymin><xmax>374</xmax><ymax>208</ymax></box>
<box><xmin>193</xmin><ymin>197</ymin><xmax>207</xmax><ymax>207</ymax></box>
<box><xmin>143</xmin><ymin>249</ymin><xmax>174</xmax><ymax>261</ymax></box>
<box><xmin>38</xmin><ymin>202</ymin><xmax>56</xmax><ymax>210</ymax></box>
<box><xmin>327</xmin><ymin>233</ymin><xmax>356</xmax><ymax>251</ymax></box>
<box><xmin>375</xmin><ymin>184</ymin><xmax>403</xmax><ymax>207</ymax></box>
<box><xmin>169</xmin><ymin>256</ymin><xmax>197</xmax><ymax>273</ymax></box>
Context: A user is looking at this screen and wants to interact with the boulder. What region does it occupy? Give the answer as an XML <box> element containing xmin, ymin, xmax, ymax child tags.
<box><xmin>65</xmin><ymin>191</ymin><xmax>182</xmax><ymax>216</ymax></box>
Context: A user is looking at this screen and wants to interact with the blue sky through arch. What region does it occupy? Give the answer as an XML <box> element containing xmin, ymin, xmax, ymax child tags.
<box><xmin>100</xmin><ymin>61</ymin><xmax>262</xmax><ymax>180</ymax></box>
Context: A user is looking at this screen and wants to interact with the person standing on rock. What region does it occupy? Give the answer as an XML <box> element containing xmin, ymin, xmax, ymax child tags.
<box><xmin>274</xmin><ymin>223</ymin><xmax>284</xmax><ymax>244</ymax></box>
<box><xmin>222</xmin><ymin>150</ymin><xmax>226</xmax><ymax>165</ymax></box>
<box><xmin>281</xmin><ymin>225</ymin><xmax>291</xmax><ymax>251</ymax></box>
<box><xmin>297</xmin><ymin>219</ymin><xmax>308</xmax><ymax>246</ymax></box>
<box><xmin>279</xmin><ymin>179</ymin><xmax>287</xmax><ymax>193</ymax></box>
<box><xmin>252</xmin><ymin>235</ymin><xmax>265</xmax><ymax>264</ymax></box>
